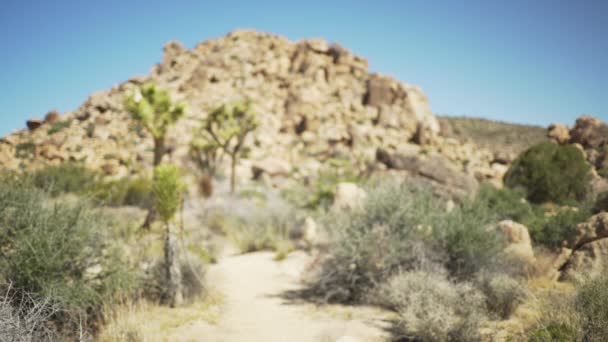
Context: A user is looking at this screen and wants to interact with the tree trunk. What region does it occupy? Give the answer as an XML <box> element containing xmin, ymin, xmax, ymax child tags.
<box><xmin>230</xmin><ymin>155</ymin><xmax>237</xmax><ymax>194</ymax></box>
<box><xmin>141</xmin><ymin>136</ymin><xmax>165</xmax><ymax>230</ymax></box>
<box><xmin>164</xmin><ymin>222</ymin><xmax>183</xmax><ymax>307</ymax></box>
<box><xmin>153</xmin><ymin>136</ymin><xmax>165</xmax><ymax>166</ymax></box>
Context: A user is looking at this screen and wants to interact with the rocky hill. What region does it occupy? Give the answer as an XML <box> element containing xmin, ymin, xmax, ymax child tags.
<box><xmin>0</xmin><ymin>30</ymin><xmax>505</xmax><ymax>195</ymax></box>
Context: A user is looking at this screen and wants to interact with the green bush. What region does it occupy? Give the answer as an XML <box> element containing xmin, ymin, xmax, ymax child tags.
<box><xmin>527</xmin><ymin>205</ymin><xmax>592</xmax><ymax>250</ymax></box>
<box><xmin>476</xmin><ymin>183</ymin><xmax>539</xmax><ymax>223</ymax></box>
<box><xmin>91</xmin><ymin>177</ymin><xmax>152</xmax><ymax>208</ymax></box>
<box><xmin>504</xmin><ymin>143</ymin><xmax>591</xmax><ymax>204</ymax></box>
<box><xmin>435</xmin><ymin>198</ymin><xmax>502</xmax><ymax>279</ymax></box>
<box><xmin>30</xmin><ymin>162</ymin><xmax>100</xmax><ymax>197</ymax></box>
<box><xmin>574</xmin><ymin>274</ymin><xmax>608</xmax><ymax>340</ymax></box>
<box><xmin>0</xmin><ymin>182</ymin><xmax>138</xmax><ymax>333</ymax></box>
<box><xmin>47</xmin><ymin>119</ymin><xmax>72</xmax><ymax>135</ymax></box>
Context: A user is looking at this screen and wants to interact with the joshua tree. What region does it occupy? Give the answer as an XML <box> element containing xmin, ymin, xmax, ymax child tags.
<box><xmin>191</xmin><ymin>101</ymin><xmax>258</xmax><ymax>193</ymax></box>
<box><xmin>152</xmin><ymin>164</ymin><xmax>185</xmax><ymax>307</ymax></box>
<box><xmin>124</xmin><ymin>83</ymin><xmax>185</xmax><ymax>228</ymax></box>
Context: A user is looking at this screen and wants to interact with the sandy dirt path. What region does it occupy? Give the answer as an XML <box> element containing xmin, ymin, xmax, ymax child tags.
<box><xmin>167</xmin><ymin>247</ymin><xmax>391</xmax><ymax>342</ymax></box>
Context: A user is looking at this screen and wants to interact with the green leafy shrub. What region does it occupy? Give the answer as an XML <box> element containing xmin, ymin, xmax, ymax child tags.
<box><xmin>0</xmin><ymin>182</ymin><xmax>137</xmax><ymax>333</ymax></box>
<box><xmin>47</xmin><ymin>119</ymin><xmax>72</xmax><ymax>135</ymax></box>
<box><xmin>377</xmin><ymin>271</ymin><xmax>486</xmax><ymax>342</ymax></box>
<box><xmin>476</xmin><ymin>183</ymin><xmax>538</xmax><ymax>223</ymax></box>
<box><xmin>527</xmin><ymin>205</ymin><xmax>592</xmax><ymax>249</ymax></box>
<box><xmin>435</xmin><ymin>199</ymin><xmax>502</xmax><ymax>279</ymax></box>
<box><xmin>91</xmin><ymin>177</ymin><xmax>152</xmax><ymax>208</ymax></box>
<box><xmin>29</xmin><ymin>162</ymin><xmax>100</xmax><ymax>197</ymax></box>
<box><xmin>574</xmin><ymin>274</ymin><xmax>608</xmax><ymax>340</ymax></box>
<box><xmin>504</xmin><ymin>142</ymin><xmax>591</xmax><ymax>204</ymax></box>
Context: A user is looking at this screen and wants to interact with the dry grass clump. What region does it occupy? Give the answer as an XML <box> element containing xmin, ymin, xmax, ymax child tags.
<box><xmin>376</xmin><ymin>271</ymin><xmax>487</xmax><ymax>342</ymax></box>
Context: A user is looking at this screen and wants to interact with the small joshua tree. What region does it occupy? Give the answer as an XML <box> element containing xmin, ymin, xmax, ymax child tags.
<box><xmin>125</xmin><ymin>83</ymin><xmax>185</xmax><ymax>228</ymax></box>
<box><xmin>152</xmin><ymin>164</ymin><xmax>186</xmax><ymax>307</ymax></box>
<box><xmin>191</xmin><ymin>101</ymin><xmax>258</xmax><ymax>193</ymax></box>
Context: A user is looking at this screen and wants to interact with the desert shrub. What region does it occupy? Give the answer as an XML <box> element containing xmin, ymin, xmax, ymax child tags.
<box><xmin>476</xmin><ymin>183</ymin><xmax>539</xmax><ymax>223</ymax></box>
<box><xmin>0</xmin><ymin>288</ymin><xmax>57</xmax><ymax>342</ymax></box>
<box><xmin>308</xmin><ymin>183</ymin><xmax>445</xmax><ymax>303</ymax></box>
<box><xmin>529</xmin><ymin>275</ymin><xmax>608</xmax><ymax>341</ymax></box>
<box><xmin>29</xmin><ymin>162</ymin><xmax>100</xmax><ymax>197</ymax></box>
<box><xmin>574</xmin><ymin>274</ymin><xmax>608</xmax><ymax>340</ymax></box>
<box><xmin>14</xmin><ymin>141</ymin><xmax>36</xmax><ymax>159</ymax></box>
<box><xmin>434</xmin><ymin>198</ymin><xmax>503</xmax><ymax>279</ymax></box>
<box><xmin>476</xmin><ymin>272</ymin><xmax>527</xmax><ymax>319</ymax></box>
<box><xmin>377</xmin><ymin>271</ymin><xmax>486</xmax><ymax>342</ymax></box>
<box><xmin>0</xmin><ymin>182</ymin><xmax>138</xmax><ymax>333</ymax></box>
<box><xmin>504</xmin><ymin>142</ymin><xmax>591</xmax><ymax>204</ymax></box>
<box><xmin>47</xmin><ymin>119</ymin><xmax>72</xmax><ymax>135</ymax></box>
<box><xmin>227</xmin><ymin>206</ymin><xmax>300</xmax><ymax>255</ymax></box>
<box><xmin>91</xmin><ymin>177</ymin><xmax>152</xmax><ymax>208</ymax></box>
<box><xmin>526</xmin><ymin>204</ymin><xmax>592</xmax><ymax>250</ymax></box>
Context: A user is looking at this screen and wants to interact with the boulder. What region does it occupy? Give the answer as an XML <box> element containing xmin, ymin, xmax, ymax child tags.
<box><xmin>558</xmin><ymin>213</ymin><xmax>608</xmax><ymax>280</ymax></box>
<box><xmin>376</xmin><ymin>149</ymin><xmax>479</xmax><ymax>199</ymax></box>
<box><xmin>332</xmin><ymin>182</ymin><xmax>367</xmax><ymax>211</ymax></box>
<box><xmin>569</xmin><ymin>115</ymin><xmax>608</xmax><ymax>148</ymax></box>
<box><xmin>547</xmin><ymin>123</ymin><xmax>570</xmax><ymax>144</ymax></box>
<box><xmin>566</xmin><ymin>212</ymin><xmax>608</xmax><ymax>250</ymax></box>
<box><xmin>26</xmin><ymin>119</ymin><xmax>43</xmax><ymax>131</ymax></box>
<box><xmin>44</xmin><ymin>110</ymin><xmax>60</xmax><ymax>124</ymax></box>
<box><xmin>495</xmin><ymin>220</ymin><xmax>535</xmax><ymax>265</ymax></box>
<box><xmin>560</xmin><ymin>239</ymin><xmax>608</xmax><ymax>281</ymax></box>
<box><xmin>251</xmin><ymin>157</ymin><xmax>291</xmax><ymax>179</ymax></box>
<box><xmin>363</xmin><ymin>75</ymin><xmax>394</xmax><ymax>107</ymax></box>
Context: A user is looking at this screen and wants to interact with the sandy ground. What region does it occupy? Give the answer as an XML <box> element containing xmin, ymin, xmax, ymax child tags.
<box><xmin>162</xmin><ymin>246</ymin><xmax>391</xmax><ymax>342</ymax></box>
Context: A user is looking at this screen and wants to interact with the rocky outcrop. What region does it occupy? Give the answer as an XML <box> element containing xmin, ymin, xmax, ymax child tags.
<box><xmin>0</xmin><ymin>30</ymin><xmax>502</xmax><ymax>195</ymax></box>
<box><xmin>376</xmin><ymin>148</ymin><xmax>479</xmax><ymax>200</ymax></box>
<box><xmin>569</xmin><ymin>115</ymin><xmax>608</xmax><ymax>149</ymax></box>
<box><xmin>331</xmin><ymin>182</ymin><xmax>367</xmax><ymax>211</ymax></box>
<box><xmin>547</xmin><ymin>123</ymin><xmax>570</xmax><ymax>144</ymax></box>
<box><xmin>559</xmin><ymin>213</ymin><xmax>608</xmax><ymax>280</ymax></box>
<box><xmin>495</xmin><ymin>220</ymin><xmax>535</xmax><ymax>266</ymax></box>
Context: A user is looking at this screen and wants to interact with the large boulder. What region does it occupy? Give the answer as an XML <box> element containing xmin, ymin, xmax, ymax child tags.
<box><xmin>332</xmin><ymin>182</ymin><xmax>367</xmax><ymax>211</ymax></box>
<box><xmin>376</xmin><ymin>149</ymin><xmax>478</xmax><ymax>199</ymax></box>
<box><xmin>560</xmin><ymin>239</ymin><xmax>608</xmax><ymax>281</ymax></box>
<box><xmin>569</xmin><ymin>115</ymin><xmax>608</xmax><ymax>149</ymax></box>
<box><xmin>559</xmin><ymin>213</ymin><xmax>608</xmax><ymax>280</ymax></box>
<box><xmin>547</xmin><ymin>123</ymin><xmax>570</xmax><ymax>144</ymax></box>
<box><xmin>566</xmin><ymin>212</ymin><xmax>608</xmax><ymax>250</ymax></box>
<box><xmin>363</xmin><ymin>75</ymin><xmax>394</xmax><ymax>107</ymax></box>
<box><xmin>495</xmin><ymin>220</ymin><xmax>535</xmax><ymax>265</ymax></box>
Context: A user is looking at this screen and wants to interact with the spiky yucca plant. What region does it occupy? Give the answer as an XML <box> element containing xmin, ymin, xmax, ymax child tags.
<box><xmin>191</xmin><ymin>101</ymin><xmax>258</xmax><ymax>193</ymax></box>
<box><xmin>152</xmin><ymin>164</ymin><xmax>185</xmax><ymax>307</ymax></box>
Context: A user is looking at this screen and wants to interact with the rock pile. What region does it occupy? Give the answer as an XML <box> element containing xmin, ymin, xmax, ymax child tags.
<box><xmin>0</xmin><ymin>30</ymin><xmax>503</xmax><ymax>194</ymax></box>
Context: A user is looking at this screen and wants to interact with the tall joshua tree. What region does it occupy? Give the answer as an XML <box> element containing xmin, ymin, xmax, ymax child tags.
<box><xmin>191</xmin><ymin>101</ymin><xmax>258</xmax><ymax>193</ymax></box>
<box><xmin>125</xmin><ymin>84</ymin><xmax>184</xmax><ymax>228</ymax></box>
<box><xmin>152</xmin><ymin>164</ymin><xmax>185</xmax><ymax>307</ymax></box>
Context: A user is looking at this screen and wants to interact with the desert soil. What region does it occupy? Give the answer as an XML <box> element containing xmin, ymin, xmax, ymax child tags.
<box><xmin>162</xmin><ymin>245</ymin><xmax>391</xmax><ymax>342</ymax></box>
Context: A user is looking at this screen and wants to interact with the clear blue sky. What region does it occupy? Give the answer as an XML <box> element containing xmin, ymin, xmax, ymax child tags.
<box><xmin>1</xmin><ymin>0</ymin><xmax>606</xmax><ymax>136</ymax></box>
